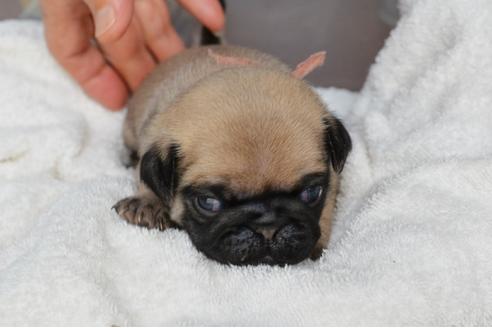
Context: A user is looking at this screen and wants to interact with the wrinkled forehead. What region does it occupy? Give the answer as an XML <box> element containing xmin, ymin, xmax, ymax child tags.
<box><xmin>180</xmin><ymin>138</ymin><xmax>328</xmax><ymax>194</ymax></box>
<box><xmin>168</xmin><ymin>67</ymin><xmax>330</xmax><ymax>193</ymax></box>
<box><xmin>182</xmin><ymin>164</ymin><xmax>328</xmax><ymax>195</ymax></box>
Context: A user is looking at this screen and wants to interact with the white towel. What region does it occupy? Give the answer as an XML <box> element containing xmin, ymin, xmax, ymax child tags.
<box><xmin>1</xmin><ymin>0</ymin><xmax>492</xmax><ymax>324</ymax></box>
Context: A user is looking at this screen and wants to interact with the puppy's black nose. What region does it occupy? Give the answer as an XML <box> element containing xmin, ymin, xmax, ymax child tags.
<box><xmin>253</xmin><ymin>212</ymin><xmax>276</xmax><ymax>226</ymax></box>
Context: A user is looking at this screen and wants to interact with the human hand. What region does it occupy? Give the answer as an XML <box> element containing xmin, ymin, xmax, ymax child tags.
<box><xmin>40</xmin><ymin>0</ymin><xmax>225</xmax><ymax>110</ymax></box>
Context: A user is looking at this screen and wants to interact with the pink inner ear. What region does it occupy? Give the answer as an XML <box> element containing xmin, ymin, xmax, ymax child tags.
<box><xmin>292</xmin><ymin>51</ymin><xmax>327</xmax><ymax>79</ymax></box>
<box><xmin>208</xmin><ymin>49</ymin><xmax>256</xmax><ymax>67</ymax></box>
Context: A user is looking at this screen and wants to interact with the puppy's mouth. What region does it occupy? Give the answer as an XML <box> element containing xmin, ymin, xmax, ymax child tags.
<box><xmin>205</xmin><ymin>223</ymin><xmax>319</xmax><ymax>266</ymax></box>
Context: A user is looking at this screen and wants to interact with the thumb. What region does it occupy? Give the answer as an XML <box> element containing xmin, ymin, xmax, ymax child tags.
<box><xmin>83</xmin><ymin>0</ymin><xmax>134</xmax><ymax>43</ymax></box>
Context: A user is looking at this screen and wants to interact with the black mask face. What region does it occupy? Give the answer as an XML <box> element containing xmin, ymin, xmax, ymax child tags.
<box><xmin>181</xmin><ymin>173</ymin><xmax>328</xmax><ymax>266</ymax></box>
<box><xmin>138</xmin><ymin>116</ymin><xmax>351</xmax><ymax>266</ymax></box>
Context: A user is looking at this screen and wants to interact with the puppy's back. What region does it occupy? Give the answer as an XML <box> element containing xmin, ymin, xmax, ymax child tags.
<box><xmin>124</xmin><ymin>46</ymin><xmax>290</xmax><ymax>152</ymax></box>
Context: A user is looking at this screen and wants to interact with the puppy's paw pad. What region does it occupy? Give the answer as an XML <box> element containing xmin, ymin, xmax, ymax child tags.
<box><xmin>112</xmin><ymin>197</ymin><xmax>169</xmax><ymax>230</ymax></box>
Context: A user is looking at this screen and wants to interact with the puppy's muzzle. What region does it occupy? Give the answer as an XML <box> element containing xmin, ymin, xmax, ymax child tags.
<box><xmin>216</xmin><ymin>206</ymin><xmax>320</xmax><ymax>265</ymax></box>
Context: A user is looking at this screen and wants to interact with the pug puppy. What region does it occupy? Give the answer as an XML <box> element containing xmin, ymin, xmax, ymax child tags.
<box><xmin>113</xmin><ymin>45</ymin><xmax>351</xmax><ymax>266</ymax></box>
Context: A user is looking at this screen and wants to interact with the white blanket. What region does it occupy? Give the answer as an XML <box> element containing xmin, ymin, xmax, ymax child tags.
<box><xmin>1</xmin><ymin>0</ymin><xmax>492</xmax><ymax>325</ymax></box>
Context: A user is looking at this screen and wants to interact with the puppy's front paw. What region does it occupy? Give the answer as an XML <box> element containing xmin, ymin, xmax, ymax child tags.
<box><xmin>112</xmin><ymin>196</ymin><xmax>171</xmax><ymax>230</ymax></box>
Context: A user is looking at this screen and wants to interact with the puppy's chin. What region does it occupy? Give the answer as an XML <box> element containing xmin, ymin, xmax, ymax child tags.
<box><xmin>182</xmin><ymin>209</ymin><xmax>321</xmax><ymax>266</ymax></box>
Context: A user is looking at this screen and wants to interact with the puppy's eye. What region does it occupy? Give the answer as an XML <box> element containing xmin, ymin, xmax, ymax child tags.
<box><xmin>299</xmin><ymin>185</ymin><xmax>323</xmax><ymax>205</ymax></box>
<box><xmin>195</xmin><ymin>195</ymin><xmax>223</xmax><ymax>214</ymax></box>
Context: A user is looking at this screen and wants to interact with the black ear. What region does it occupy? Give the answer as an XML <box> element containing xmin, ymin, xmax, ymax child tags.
<box><xmin>140</xmin><ymin>143</ymin><xmax>180</xmax><ymax>203</ymax></box>
<box><xmin>322</xmin><ymin>117</ymin><xmax>352</xmax><ymax>174</ymax></box>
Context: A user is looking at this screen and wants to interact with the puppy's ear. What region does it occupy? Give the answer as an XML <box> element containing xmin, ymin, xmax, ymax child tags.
<box><xmin>322</xmin><ymin>117</ymin><xmax>352</xmax><ymax>174</ymax></box>
<box><xmin>140</xmin><ymin>143</ymin><xmax>180</xmax><ymax>203</ymax></box>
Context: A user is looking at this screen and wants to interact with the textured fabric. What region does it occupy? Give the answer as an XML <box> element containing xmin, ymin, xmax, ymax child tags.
<box><xmin>1</xmin><ymin>0</ymin><xmax>492</xmax><ymax>323</ymax></box>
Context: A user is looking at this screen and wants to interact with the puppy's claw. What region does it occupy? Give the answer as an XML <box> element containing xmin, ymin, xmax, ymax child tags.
<box><xmin>112</xmin><ymin>196</ymin><xmax>171</xmax><ymax>231</ymax></box>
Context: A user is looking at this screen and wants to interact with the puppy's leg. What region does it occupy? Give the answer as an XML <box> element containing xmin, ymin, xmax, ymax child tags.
<box><xmin>113</xmin><ymin>184</ymin><xmax>175</xmax><ymax>230</ymax></box>
<box><xmin>121</xmin><ymin>148</ymin><xmax>139</xmax><ymax>168</ymax></box>
<box><xmin>121</xmin><ymin>115</ymin><xmax>140</xmax><ymax>168</ymax></box>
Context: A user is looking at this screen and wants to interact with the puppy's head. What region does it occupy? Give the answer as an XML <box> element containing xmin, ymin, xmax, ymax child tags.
<box><xmin>141</xmin><ymin>68</ymin><xmax>351</xmax><ymax>265</ymax></box>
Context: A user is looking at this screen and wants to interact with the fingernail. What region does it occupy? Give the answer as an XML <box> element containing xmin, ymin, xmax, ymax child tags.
<box><xmin>94</xmin><ymin>3</ymin><xmax>116</xmax><ymax>38</ymax></box>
